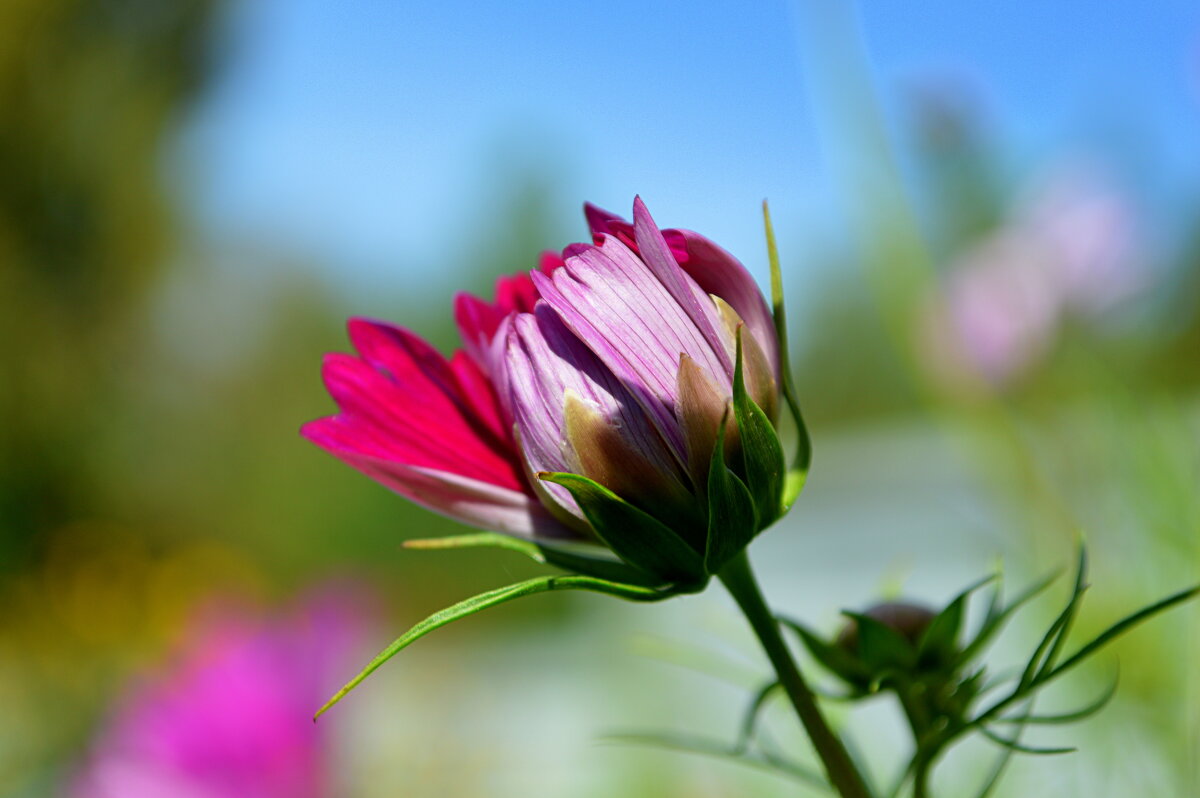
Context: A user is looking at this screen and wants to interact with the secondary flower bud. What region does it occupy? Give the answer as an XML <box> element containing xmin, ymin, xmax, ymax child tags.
<box><xmin>836</xmin><ymin>601</ymin><xmax>938</xmax><ymax>652</ymax></box>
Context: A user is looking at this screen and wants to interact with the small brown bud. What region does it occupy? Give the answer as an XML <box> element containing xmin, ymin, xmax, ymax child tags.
<box><xmin>836</xmin><ymin>601</ymin><xmax>938</xmax><ymax>652</ymax></box>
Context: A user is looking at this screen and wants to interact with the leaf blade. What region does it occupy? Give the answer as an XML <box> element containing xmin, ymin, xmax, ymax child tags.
<box><xmin>762</xmin><ymin>200</ymin><xmax>812</xmax><ymax>509</ymax></box>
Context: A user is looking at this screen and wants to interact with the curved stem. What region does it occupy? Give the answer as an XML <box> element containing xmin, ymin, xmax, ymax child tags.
<box><xmin>719</xmin><ymin>552</ymin><xmax>873</xmax><ymax>798</ymax></box>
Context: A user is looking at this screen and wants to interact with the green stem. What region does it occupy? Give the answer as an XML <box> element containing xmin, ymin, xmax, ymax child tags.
<box><xmin>719</xmin><ymin>552</ymin><xmax>873</xmax><ymax>798</ymax></box>
<box><xmin>911</xmin><ymin>756</ymin><xmax>932</xmax><ymax>798</ymax></box>
<box><xmin>894</xmin><ymin>684</ymin><xmax>935</xmax><ymax>798</ymax></box>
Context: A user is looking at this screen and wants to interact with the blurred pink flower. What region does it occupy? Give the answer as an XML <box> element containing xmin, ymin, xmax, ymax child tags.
<box><xmin>71</xmin><ymin>586</ymin><xmax>372</xmax><ymax>798</ymax></box>
<box><xmin>925</xmin><ymin>166</ymin><xmax>1141</xmax><ymax>386</ymax></box>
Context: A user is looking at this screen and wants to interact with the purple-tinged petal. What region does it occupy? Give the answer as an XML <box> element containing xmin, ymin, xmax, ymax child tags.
<box><xmin>531</xmin><ymin>235</ymin><xmax>731</xmax><ymax>459</ymax></box>
<box><xmin>668</xmin><ymin>227</ymin><xmax>779</xmax><ymax>376</ymax></box>
<box><xmin>631</xmin><ymin>197</ymin><xmax>734</xmax><ymax>375</ymax></box>
<box><xmin>504</xmin><ymin>305</ymin><xmax>687</xmax><ymax>523</ymax></box>
<box><xmin>583</xmin><ymin>201</ymin><xmax>778</xmax><ymax>377</ymax></box>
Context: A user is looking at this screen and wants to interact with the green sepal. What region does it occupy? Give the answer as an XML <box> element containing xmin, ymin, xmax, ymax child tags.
<box><xmin>763</xmin><ymin>201</ymin><xmax>812</xmax><ymax>509</ymax></box>
<box><xmin>315</xmin><ymin>573</ymin><xmax>674</xmax><ymax>719</ymax></box>
<box><xmin>404</xmin><ymin>532</ymin><xmax>663</xmax><ymax>587</ymax></box>
<box><xmin>731</xmin><ymin>329</ymin><xmax>786</xmax><ymax>530</ymax></box>
<box><xmin>703</xmin><ymin>409</ymin><xmax>759</xmax><ymax>575</ymax></box>
<box><xmin>918</xmin><ymin>575</ymin><xmax>995</xmax><ymax>670</ymax></box>
<box><xmin>539</xmin><ymin>471</ymin><xmax>707</xmax><ymax>588</ymax></box>
<box><xmin>843</xmin><ymin>610</ymin><xmax>917</xmax><ymax>677</ymax></box>
<box><xmin>780</xmin><ymin>616</ymin><xmax>872</xmax><ymax>688</ymax></box>
<box><xmin>539</xmin><ymin>543</ymin><xmax>665</xmax><ymax>587</ymax></box>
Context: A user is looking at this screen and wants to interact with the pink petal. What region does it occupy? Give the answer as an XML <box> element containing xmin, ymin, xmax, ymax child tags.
<box><xmin>307</xmin><ymin>319</ymin><xmax>525</xmax><ymax>492</ymax></box>
<box><xmin>531</xmin><ymin>235</ymin><xmax>731</xmax><ymax>460</ymax></box>
<box><xmin>453</xmin><ymin>254</ymin><xmax>565</xmax><ymax>369</ymax></box>
<box><xmin>669</xmin><ymin>228</ymin><xmax>779</xmax><ymax>376</ymax></box>
<box><xmin>453</xmin><ymin>292</ymin><xmax>508</xmax><ymax>369</ymax></box>
<box><xmin>585</xmin><ymin>201</ymin><xmax>691</xmax><ymax>263</ymax></box>
<box><xmin>631</xmin><ymin>197</ymin><xmax>733</xmax><ymax>373</ymax></box>
<box><xmin>584</xmin><ymin>201</ymin><xmax>777</xmax><ymax>378</ymax></box>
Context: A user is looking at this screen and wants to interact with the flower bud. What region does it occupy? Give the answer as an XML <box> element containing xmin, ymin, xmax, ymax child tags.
<box><xmin>305</xmin><ymin>197</ymin><xmax>799</xmax><ymax>589</ymax></box>
<box><xmin>836</xmin><ymin>601</ymin><xmax>938</xmax><ymax>653</ymax></box>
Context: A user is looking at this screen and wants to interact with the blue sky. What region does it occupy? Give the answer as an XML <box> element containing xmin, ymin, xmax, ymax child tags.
<box><xmin>177</xmin><ymin>0</ymin><xmax>1200</xmax><ymax>296</ymax></box>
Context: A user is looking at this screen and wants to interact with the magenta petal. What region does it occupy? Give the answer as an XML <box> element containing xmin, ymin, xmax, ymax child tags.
<box><xmin>584</xmin><ymin>202</ymin><xmax>624</xmax><ymax>238</ymax></box>
<box><xmin>448</xmin><ymin>350</ymin><xmax>510</xmax><ymax>446</ymax></box>
<box><xmin>453</xmin><ymin>292</ymin><xmax>507</xmax><ymax>369</ymax></box>
<box><xmin>670</xmin><ymin>228</ymin><xmax>779</xmax><ymax>375</ymax></box>
<box><xmin>303</xmin><ymin>417</ymin><xmax>576</xmax><ymax>539</ymax></box>
<box><xmin>311</xmin><ymin>319</ymin><xmax>525</xmax><ymax>492</ymax></box>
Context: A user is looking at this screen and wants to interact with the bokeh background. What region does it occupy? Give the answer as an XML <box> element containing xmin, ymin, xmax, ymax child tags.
<box><xmin>2</xmin><ymin>1</ymin><xmax>1197</xmax><ymax>796</ymax></box>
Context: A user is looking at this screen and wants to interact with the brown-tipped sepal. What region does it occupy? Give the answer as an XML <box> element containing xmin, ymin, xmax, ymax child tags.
<box><xmin>563</xmin><ymin>390</ymin><xmax>704</xmax><ymax>544</ymax></box>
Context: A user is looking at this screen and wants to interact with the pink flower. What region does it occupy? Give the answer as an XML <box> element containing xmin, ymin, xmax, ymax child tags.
<box><xmin>924</xmin><ymin>167</ymin><xmax>1141</xmax><ymax>386</ymax></box>
<box><xmin>304</xmin><ymin>198</ymin><xmax>786</xmax><ymax>582</ymax></box>
<box><xmin>71</xmin><ymin>587</ymin><xmax>372</xmax><ymax>798</ymax></box>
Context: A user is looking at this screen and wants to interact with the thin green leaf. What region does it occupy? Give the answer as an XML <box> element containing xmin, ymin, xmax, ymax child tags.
<box><xmin>731</xmin><ymin>329</ymin><xmax>786</xmax><ymax>530</ymax></box>
<box><xmin>316</xmin><ymin>577</ymin><xmax>558</xmax><ymax>718</ymax></box>
<box><xmin>992</xmin><ymin>673</ymin><xmax>1118</xmax><ymax>725</ymax></box>
<box><xmin>958</xmin><ymin>570</ymin><xmax>1059</xmax><ymax>666</ymax></box>
<box><xmin>404</xmin><ymin>531</ymin><xmax>664</xmax><ymax>587</ymax></box>
<box><xmin>404</xmin><ymin>532</ymin><xmax>544</xmax><ymax>559</ymax></box>
<box><xmin>762</xmin><ymin>200</ymin><xmax>811</xmax><ymax>508</ymax></box>
<box><xmin>978</xmin><ymin>725</ymin><xmax>1075</xmax><ymax>756</ymax></box>
<box><xmin>704</xmin><ymin>409</ymin><xmax>759</xmax><ymax>574</ymax></box>
<box><xmin>540</xmin><ymin>471</ymin><xmax>706</xmax><ymax>586</ymax></box>
<box><xmin>604</xmin><ymin>730</ymin><xmax>827</xmax><ymax>789</ymax></box>
<box><xmin>315</xmin><ymin>574</ymin><xmax>671</xmax><ymax>718</ymax></box>
<box><xmin>1047</xmin><ymin>584</ymin><xmax>1200</xmax><ymax>683</ymax></box>
<box><xmin>1034</xmin><ymin>544</ymin><xmax>1089</xmax><ymax>682</ymax></box>
<box><xmin>736</xmin><ymin>680</ymin><xmax>782</xmax><ymax>751</ymax></box>
<box><xmin>973</xmin><ymin>703</ymin><xmax>1034</xmax><ymax>798</ymax></box>
<box><xmin>1019</xmin><ymin>548</ymin><xmax>1088</xmax><ymax>691</ymax></box>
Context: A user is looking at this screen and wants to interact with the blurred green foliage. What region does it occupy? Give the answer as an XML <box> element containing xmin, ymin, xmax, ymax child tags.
<box><xmin>0</xmin><ymin>0</ymin><xmax>218</xmax><ymax>572</ymax></box>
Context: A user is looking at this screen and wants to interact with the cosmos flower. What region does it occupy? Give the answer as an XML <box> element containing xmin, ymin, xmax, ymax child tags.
<box><xmin>304</xmin><ymin>198</ymin><xmax>795</xmax><ymax>586</ymax></box>
<box><xmin>924</xmin><ymin>167</ymin><xmax>1141</xmax><ymax>387</ymax></box>
<box><xmin>70</xmin><ymin>587</ymin><xmax>371</xmax><ymax>798</ymax></box>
